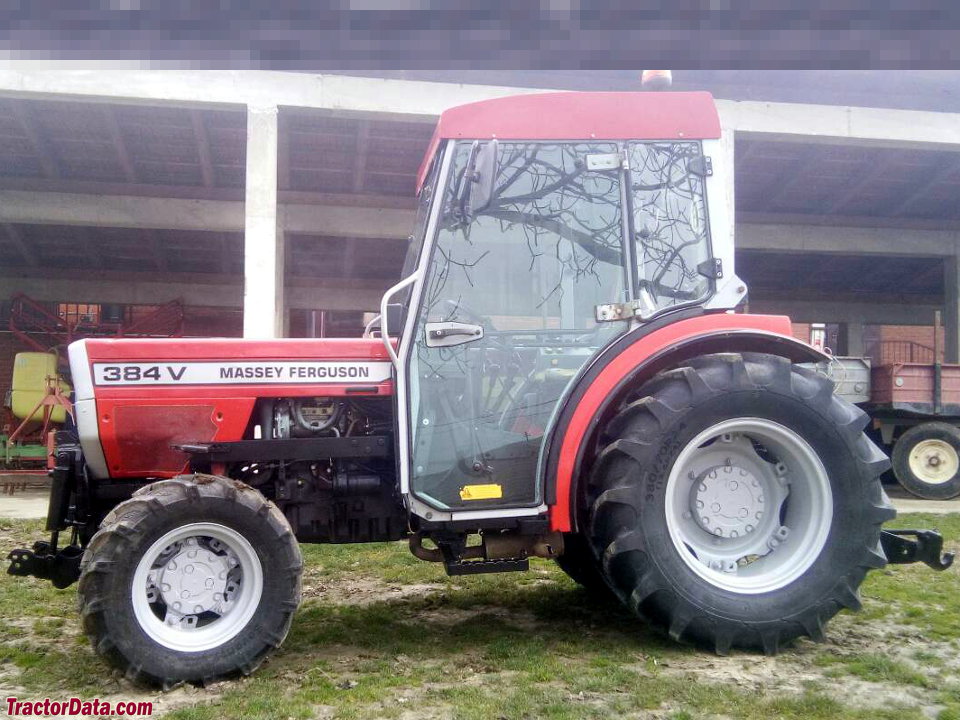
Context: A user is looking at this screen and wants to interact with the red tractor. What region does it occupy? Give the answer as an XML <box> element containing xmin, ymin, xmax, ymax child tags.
<box><xmin>8</xmin><ymin>87</ymin><xmax>953</xmax><ymax>687</ymax></box>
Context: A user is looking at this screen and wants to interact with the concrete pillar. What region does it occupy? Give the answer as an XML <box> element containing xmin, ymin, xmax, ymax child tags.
<box><xmin>845</xmin><ymin>316</ymin><xmax>865</xmax><ymax>357</ymax></box>
<box><xmin>944</xmin><ymin>255</ymin><xmax>959</xmax><ymax>363</ymax></box>
<box><xmin>243</xmin><ymin>105</ymin><xmax>284</xmax><ymax>338</ymax></box>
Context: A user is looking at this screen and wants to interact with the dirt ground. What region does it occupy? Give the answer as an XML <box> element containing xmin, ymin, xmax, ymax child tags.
<box><xmin>0</xmin><ymin>495</ymin><xmax>957</xmax><ymax>719</ymax></box>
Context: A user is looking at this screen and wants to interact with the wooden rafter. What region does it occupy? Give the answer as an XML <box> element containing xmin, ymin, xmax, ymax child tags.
<box><xmin>353</xmin><ymin>121</ymin><xmax>371</xmax><ymax>193</ymax></box>
<box><xmin>220</xmin><ymin>233</ymin><xmax>233</xmax><ymax>274</ymax></box>
<box><xmin>279</xmin><ymin>119</ymin><xmax>292</xmax><ymax>191</ymax></box>
<box><xmin>823</xmin><ymin>155</ymin><xmax>896</xmax><ymax>214</ymax></box>
<box><xmin>146</xmin><ymin>229</ymin><xmax>169</xmax><ymax>272</ymax></box>
<box><xmin>10</xmin><ymin>100</ymin><xmax>60</xmax><ymax>179</ymax></box>
<box><xmin>343</xmin><ymin>238</ymin><xmax>356</xmax><ymax>276</ymax></box>
<box><xmin>764</xmin><ymin>147</ymin><xmax>831</xmax><ymax>209</ymax></box>
<box><xmin>2</xmin><ymin>223</ymin><xmax>39</xmax><ymax>267</ymax></box>
<box><xmin>190</xmin><ymin>110</ymin><xmax>216</xmax><ymax>188</ymax></box>
<box><xmin>101</xmin><ymin>106</ymin><xmax>138</xmax><ymax>183</ymax></box>
<box><xmin>885</xmin><ymin>155</ymin><xmax>960</xmax><ymax>217</ymax></box>
<box><xmin>735</xmin><ymin>138</ymin><xmax>761</xmax><ymax>167</ymax></box>
<box><xmin>77</xmin><ymin>227</ymin><xmax>104</xmax><ymax>269</ymax></box>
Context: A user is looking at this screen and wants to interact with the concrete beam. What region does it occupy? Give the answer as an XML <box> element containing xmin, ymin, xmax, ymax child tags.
<box><xmin>0</xmin><ymin>190</ymin><xmax>243</xmax><ymax>232</ymax></box>
<box><xmin>0</xmin><ymin>70</ymin><xmax>533</xmax><ymax>120</ymax></box>
<box><xmin>3</xmin><ymin>69</ymin><xmax>960</xmax><ymax>150</ymax></box>
<box><xmin>0</xmin><ymin>190</ymin><xmax>416</xmax><ymax>237</ymax></box>
<box><xmin>747</xmin><ymin>297</ymin><xmax>940</xmax><ymax>327</ymax></box>
<box><xmin>0</xmin><ymin>272</ymin><xmax>386</xmax><ymax>311</ymax></box>
<box><xmin>281</xmin><ymin>203</ymin><xmax>414</xmax><ymax>237</ymax></box>
<box><xmin>9</xmin><ymin>189</ymin><xmax>958</xmax><ymax>254</ymax></box>
<box><xmin>0</xmin><ymin>176</ymin><xmax>418</xmax><ymax>209</ymax></box>
<box><xmin>736</xmin><ymin>222</ymin><xmax>958</xmax><ymax>257</ymax></box>
<box><xmin>715</xmin><ymin>98</ymin><xmax>960</xmax><ymax>151</ymax></box>
<box><xmin>243</xmin><ymin>106</ymin><xmax>283</xmax><ymax>338</ymax></box>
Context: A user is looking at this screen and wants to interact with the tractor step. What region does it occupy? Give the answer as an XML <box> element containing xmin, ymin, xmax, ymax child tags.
<box><xmin>444</xmin><ymin>557</ymin><xmax>529</xmax><ymax>576</ymax></box>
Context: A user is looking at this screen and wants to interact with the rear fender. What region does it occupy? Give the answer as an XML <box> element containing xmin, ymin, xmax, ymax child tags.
<box><xmin>544</xmin><ymin>313</ymin><xmax>827</xmax><ymax>533</ymax></box>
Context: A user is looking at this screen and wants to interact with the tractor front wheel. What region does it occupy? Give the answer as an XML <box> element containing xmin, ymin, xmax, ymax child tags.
<box><xmin>586</xmin><ymin>353</ymin><xmax>894</xmax><ymax>654</ymax></box>
<box><xmin>78</xmin><ymin>474</ymin><xmax>302</xmax><ymax>687</ymax></box>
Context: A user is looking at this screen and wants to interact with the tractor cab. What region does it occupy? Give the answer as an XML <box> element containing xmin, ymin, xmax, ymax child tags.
<box><xmin>381</xmin><ymin>91</ymin><xmax>742</xmax><ymax>521</ymax></box>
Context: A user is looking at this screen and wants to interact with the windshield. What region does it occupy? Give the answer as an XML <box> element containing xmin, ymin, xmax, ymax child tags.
<box><xmin>431</xmin><ymin>141</ymin><xmax>627</xmax><ymax>333</ymax></box>
<box><xmin>399</xmin><ymin>154</ymin><xmax>442</xmax><ymax>279</ymax></box>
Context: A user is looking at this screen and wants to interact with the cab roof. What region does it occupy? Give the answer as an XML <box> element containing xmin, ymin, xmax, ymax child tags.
<box><xmin>417</xmin><ymin>91</ymin><xmax>721</xmax><ymax>191</ymax></box>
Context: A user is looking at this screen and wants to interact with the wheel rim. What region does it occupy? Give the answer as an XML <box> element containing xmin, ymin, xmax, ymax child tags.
<box><xmin>664</xmin><ymin>418</ymin><xmax>833</xmax><ymax>594</ymax></box>
<box><xmin>908</xmin><ymin>438</ymin><xmax>959</xmax><ymax>485</ymax></box>
<box><xmin>131</xmin><ymin>522</ymin><xmax>263</xmax><ymax>653</ymax></box>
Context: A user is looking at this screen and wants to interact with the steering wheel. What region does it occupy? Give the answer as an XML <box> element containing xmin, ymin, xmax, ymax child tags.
<box><xmin>439</xmin><ymin>298</ymin><xmax>488</xmax><ymax>329</ymax></box>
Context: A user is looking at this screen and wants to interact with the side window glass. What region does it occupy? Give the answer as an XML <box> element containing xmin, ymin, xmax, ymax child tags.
<box><xmin>629</xmin><ymin>142</ymin><xmax>712</xmax><ymax>312</ymax></box>
<box><xmin>406</xmin><ymin>141</ymin><xmax>628</xmax><ymax>511</ymax></box>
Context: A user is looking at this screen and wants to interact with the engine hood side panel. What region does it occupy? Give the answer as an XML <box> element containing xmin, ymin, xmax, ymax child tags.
<box><xmin>69</xmin><ymin>337</ymin><xmax>395</xmax><ymax>479</ymax></box>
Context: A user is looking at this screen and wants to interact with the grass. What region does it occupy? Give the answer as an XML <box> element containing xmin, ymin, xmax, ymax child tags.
<box><xmin>0</xmin><ymin>513</ymin><xmax>958</xmax><ymax>719</ymax></box>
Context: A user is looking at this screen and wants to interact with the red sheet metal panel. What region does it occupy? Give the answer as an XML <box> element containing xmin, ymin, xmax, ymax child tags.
<box><xmin>549</xmin><ymin>313</ymin><xmax>798</xmax><ymax>533</ymax></box>
<box><xmin>418</xmin><ymin>91</ymin><xmax>721</xmax><ymax>190</ymax></box>
<box><xmin>871</xmin><ymin>363</ymin><xmax>960</xmax><ymax>406</ymax></box>
<box><xmin>80</xmin><ymin>337</ymin><xmax>395</xmax><ymax>478</ymax></box>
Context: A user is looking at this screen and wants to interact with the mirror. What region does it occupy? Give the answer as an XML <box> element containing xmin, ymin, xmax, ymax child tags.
<box><xmin>466</xmin><ymin>139</ymin><xmax>499</xmax><ymax>219</ymax></box>
<box><xmin>457</xmin><ymin>139</ymin><xmax>499</xmax><ymax>223</ymax></box>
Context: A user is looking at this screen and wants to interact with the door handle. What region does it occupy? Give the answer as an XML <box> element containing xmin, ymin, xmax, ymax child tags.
<box><xmin>425</xmin><ymin>321</ymin><xmax>484</xmax><ymax>348</ymax></box>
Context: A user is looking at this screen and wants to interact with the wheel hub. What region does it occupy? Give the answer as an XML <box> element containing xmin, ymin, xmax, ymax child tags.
<box><xmin>691</xmin><ymin>464</ymin><xmax>764</xmax><ymax>538</ymax></box>
<box><xmin>133</xmin><ymin>522</ymin><xmax>264</xmax><ymax>652</ymax></box>
<box><xmin>665</xmin><ymin>419</ymin><xmax>833</xmax><ymax>594</ymax></box>
<box><xmin>155</xmin><ymin>538</ymin><xmax>231</xmax><ymax>615</ymax></box>
<box><xmin>908</xmin><ymin>439</ymin><xmax>959</xmax><ymax>485</ymax></box>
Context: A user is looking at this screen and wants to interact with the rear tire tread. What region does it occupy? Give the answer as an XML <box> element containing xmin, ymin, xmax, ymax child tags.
<box><xmin>585</xmin><ymin>352</ymin><xmax>891</xmax><ymax>654</ymax></box>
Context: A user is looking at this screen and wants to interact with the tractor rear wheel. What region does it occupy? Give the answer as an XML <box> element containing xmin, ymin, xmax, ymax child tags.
<box><xmin>555</xmin><ymin>533</ymin><xmax>611</xmax><ymax>595</ymax></box>
<box><xmin>78</xmin><ymin>474</ymin><xmax>302</xmax><ymax>687</ymax></box>
<box><xmin>586</xmin><ymin>353</ymin><xmax>894</xmax><ymax>654</ymax></box>
<box><xmin>892</xmin><ymin>422</ymin><xmax>960</xmax><ymax>500</ymax></box>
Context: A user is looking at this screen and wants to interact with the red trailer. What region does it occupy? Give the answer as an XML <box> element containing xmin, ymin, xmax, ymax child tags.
<box><xmin>867</xmin><ymin>361</ymin><xmax>960</xmax><ymax>500</ymax></box>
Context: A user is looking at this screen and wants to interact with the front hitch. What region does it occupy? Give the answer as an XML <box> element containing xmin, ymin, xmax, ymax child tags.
<box><xmin>881</xmin><ymin>529</ymin><xmax>954</xmax><ymax>571</ymax></box>
<box><xmin>7</xmin><ymin>540</ymin><xmax>83</xmax><ymax>588</ymax></box>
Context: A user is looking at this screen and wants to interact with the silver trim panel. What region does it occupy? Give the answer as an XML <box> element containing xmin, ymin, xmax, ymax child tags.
<box><xmin>68</xmin><ymin>339</ymin><xmax>109</xmax><ymax>478</ymax></box>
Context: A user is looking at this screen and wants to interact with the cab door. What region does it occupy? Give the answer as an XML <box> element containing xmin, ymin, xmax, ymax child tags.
<box><xmin>403</xmin><ymin>141</ymin><xmax>629</xmax><ymax>514</ymax></box>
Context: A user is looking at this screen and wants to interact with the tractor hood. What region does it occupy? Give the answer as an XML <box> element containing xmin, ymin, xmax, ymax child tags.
<box><xmin>67</xmin><ymin>337</ymin><xmax>394</xmax><ymax>479</ymax></box>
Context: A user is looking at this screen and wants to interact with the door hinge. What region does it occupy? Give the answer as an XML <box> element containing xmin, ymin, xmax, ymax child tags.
<box><xmin>697</xmin><ymin>257</ymin><xmax>723</xmax><ymax>280</ymax></box>
<box><xmin>584</xmin><ymin>152</ymin><xmax>622</xmax><ymax>172</ymax></box>
<box><xmin>689</xmin><ymin>155</ymin><xmax>713</xmax><ymax>177</ymax></box>
<box><xmin>595</xmin><ymin>300</ymin><xmax>643</xmax><ymax>323</ymax></box>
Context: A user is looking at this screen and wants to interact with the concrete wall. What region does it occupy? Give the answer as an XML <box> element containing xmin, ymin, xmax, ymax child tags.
<box><xmin>1</xmin><ymin>70</ymin><xmax>960</xmax><ymax>350</ymax></box>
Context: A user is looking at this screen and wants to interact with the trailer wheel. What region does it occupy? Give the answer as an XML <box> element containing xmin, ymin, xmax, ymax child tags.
<box><xmin>78</xmin><ymin>474</ymin><xmax>302</xmax><ymax>687</ymax></box>
<box><xmin>892</xmin><ymin>422</ymin><xmax>960</xmax><ymax>500</ymax></box>
<box><xmin>586</xmin><ymin>353</ymin><xmax>894</xmax><ymax>654</ymax></box>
